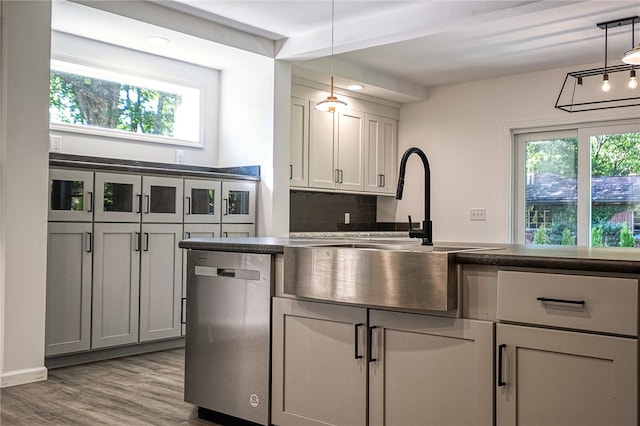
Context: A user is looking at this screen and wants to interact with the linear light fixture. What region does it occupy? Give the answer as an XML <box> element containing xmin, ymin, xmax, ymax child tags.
<box><xmin>555</xmin><ymin>16</ymin><xmax>640</xmax><ymax>112</ymax></box>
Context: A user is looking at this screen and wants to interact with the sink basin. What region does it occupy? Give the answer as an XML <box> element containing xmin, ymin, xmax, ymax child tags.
<box><xmin>284</xmin><ymin>242</ymin><xmax>470</xmax><ymax>312</ymax></box>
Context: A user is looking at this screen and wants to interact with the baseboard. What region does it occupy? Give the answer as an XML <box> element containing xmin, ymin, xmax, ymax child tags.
<box><xmin>1</xmin><ymin>366</ymin><xmax>48</xmax><ymax>388</ymax></box>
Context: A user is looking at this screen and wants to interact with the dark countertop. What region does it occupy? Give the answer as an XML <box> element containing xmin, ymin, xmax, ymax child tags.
<box><xmin>179</xmin><ymin>237</ymin><xmax>640</xmax><ymax>274</ymax></box>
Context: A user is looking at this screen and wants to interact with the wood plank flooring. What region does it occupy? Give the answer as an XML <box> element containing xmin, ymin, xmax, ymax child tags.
<box><xmin>0</xmin><ymin>347</ymin><xmax>217</xmax><ymax>426</ymax></box>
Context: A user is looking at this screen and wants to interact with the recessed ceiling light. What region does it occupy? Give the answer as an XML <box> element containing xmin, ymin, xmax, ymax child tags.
<box><xmin>146</xmin><ymin>36</ymin><xmax>170</xmax><ymax>45</ymax></box>
<box><xmin>347</xmin><ymin>84</ymin><xmax>364</xmax><ymax>91</ymax></box>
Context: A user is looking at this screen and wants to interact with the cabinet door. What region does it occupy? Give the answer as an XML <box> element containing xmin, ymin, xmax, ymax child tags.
<box><xmin>308</xmin><ymin>107</ymin><xmax>337</xmax><ymax>189</ymax></box>
<box><xmin>139</xmin><ymin>223</ymin><xmax>182</xmax><ymax>342</ymax></box>
<box><xmin>290</xmin><ymin>97</ymin><xmax>309</xmax><ymax>188</ymax></box>
<box><xmin>48</xmin><ymin>169</ymin><xmax>94</xmax><ymax>222</ymax></box>
<box><xmin>142</xmin><ymin>175</ymin><xmax>184</xmax><ymax>223</ymax></box>
<box><xmin>221</xmin><ymin>181</ymin><xmax>256</xmax><ymax>224</ymax></box>
<box><xmin>94</xmin><ymin>172</ymin><xmax>141</xmax><ymax>222</ymax></box>
<box><xmin>364</xmin><ymin>114</ymin><xmax>397</xmax><ymax>194</ymax></box>
<box><xmin>496</xmin><ymin>323</ymin><xmax>637</xmax><ymax>426</ymax></box>
<box><xmin>221</xmin><ymin>223</ymin><xmax>255</xmax><ymax>238</ymax></box>
<box><xmin>272</xmin><ymin>298</ymin><xmax>367</xmax><ymax>426</ymax></box>
<box><xmin>92</xmin><ymin>222</ymin><xmax>140</xmax><ymax>348</ymax></box>
<box><xmin>336</xmin><ymin>110</ymin><xmax>365</xmax><ymax>191</ymax></box>
<box><xmin>184</xmin><ymin>179</ymin><xmax>221</xmax><ymax>224</ymax></box>
<box><xmin>45</xmin><ymin>222</ymin><xmax>92</xmax><ymax>356</ymax></box>
<box><xmin>369</xmin><ymin>310</ymin><xmax>493</xmax><ymax>426</ymax></box>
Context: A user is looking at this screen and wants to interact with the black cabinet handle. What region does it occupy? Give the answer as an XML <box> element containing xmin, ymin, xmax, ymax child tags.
<box><xmin>87</xmin><ymin>191</ymin><xmax>93</xmax><ymax>213</ymax></box>
<box><xmin>135</xmin><ymin>232</ymin><xmax>141</xmax><ymax>251</ymax></box>
<box><xmin>537</xmin><ymin>297</ymin><xmax>585</xmax><ymax>305</ymax></box>
<box><xmin>143</xmin><ymin>233</ymin><xmax>149</xmax><ymax>252</ymax></box>
<box><xmin>223</xmin><ymin>198</ymin><xmax>229</xmax><ymax>216</ymax></box>
<box><xmin>136</xmin><ymin>194</ymin><xmax>142</xmax><ymax>214</ymax></box>
<box><xmin>498</xmin><ymin>344</ymin><xmax>506</xmax><ymax>387</ymax></box>
<box><xmin>144</xmin><ymin>194</ymin><xmax>150</xmax><ymax>214</ymax></box>
<box><xmin>354</xmin><ymin>323</ymin><xmax>364</xmax><ymax>359</ymax></box>
<box><xmin>181</xmin><ymin>297</ymin><xmax>187</xmax><ymax>325</ymax></box>
<box><xmin>85</xmin><ymin>232</ymin><xmax>92</xmax><ymax>253</ymax></box>
<box><xmin>367</xmin><ymin>326</ymin><xmax>378</xmax><ymax>362</ymax></box>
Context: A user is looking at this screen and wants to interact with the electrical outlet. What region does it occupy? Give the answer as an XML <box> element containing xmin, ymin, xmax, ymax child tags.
<box><xmin>470</xmin><ymin>208</ymin><xmax>486</xmax><ymax>221</ymax></box>
<box><xmin>50</xmin><ymin>135</ymin><xmax>61</xmax><ymax>152</ymax></box>
<box><xmin>345</xmin><ymin>212</ymin><xmax>350</xmax><ymax>224</ymax></box>
<box><xmin>175</xmin><ymin>149</ymin><xmax>184</xmax><ymax>164</ymax></box>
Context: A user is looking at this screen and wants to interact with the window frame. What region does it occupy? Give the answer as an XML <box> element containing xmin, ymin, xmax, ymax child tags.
<box><xmin>513</xmin><ymin>120</ymin><xmax>640</xmax><ymax>246</ymax></box>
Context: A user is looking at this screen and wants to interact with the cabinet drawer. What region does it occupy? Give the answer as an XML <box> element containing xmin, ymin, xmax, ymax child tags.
<box><xmin>497</xmin><ymin>270</ymin><xmax>638</xmax><ymax>335</ymax></box>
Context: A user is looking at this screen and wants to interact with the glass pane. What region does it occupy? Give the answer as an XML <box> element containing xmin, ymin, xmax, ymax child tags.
<box><xmin>525</xmin><ymin>138</ymin><xmax>578</xmax><ymax>245</ymax></box>
<box><xmin>51</xmin><ymin>180</ymin><xmax>84</xmax><ymax>211</ymax></box>
<box><xmin>590</xmin><ymin>132</ymin><xmax>640</xmax><ymax>247</ymax></box>
<box><xmin>191</xmin><ymin>188</ymin><xmax>215</xmax><ymax>215</ymax></box>
<box><xmin>150</xmin><ymin>186</ymin><xmax>176</xmax><ymax>214</ymax></box>
<box><xmin>228</xmin><ymin>190</ymin><xmax>250</xmax><ymax>215</ymax></box>
<box><xmin>103</xmin><ymin>182</ymin><xmax>133</xmax><ymax>212</ymax></box>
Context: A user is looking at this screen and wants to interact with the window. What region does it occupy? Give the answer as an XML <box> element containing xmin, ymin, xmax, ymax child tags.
<box><xmin>515</xmin><ymin>123</ymin><xmax>640</xmax><ymax>247</ymax></box>
<box><xmin>49</xmin><ymin>59</ymin><xmax>203</xmax><ymax>146</ymax></box>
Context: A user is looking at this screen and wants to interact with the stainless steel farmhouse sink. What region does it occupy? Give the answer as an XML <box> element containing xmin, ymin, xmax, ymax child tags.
<box><xmin>283</xmin><ymin>243</ymin><xmax>485</xmax><ymax>311</ymax></box>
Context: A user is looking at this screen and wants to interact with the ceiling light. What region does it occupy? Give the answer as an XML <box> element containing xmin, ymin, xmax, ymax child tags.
<box><xmin>146</xmin><ymin>36</ymin><xmax>169</xmax><ymax>45</ymax></box>
<box><xmin>602</xmin><ymin>25</ymin><xmax>611</xmax><ymax>92</ymax></box>
<box><xmin>622</xmin><ymin>18</ymin><xmax>640</xmax><ymax>65</ymax></box>
<box><xmin>316</xmin><ymin>0</ymin><xmax>347</xmax><ymax>113</ymax></box>
<box><xmin>629</xmin><ymin>70</ymin><xmax>638</xmax><ymax>89</ymax></box>
<box><xmin>347</xmin><ymin>84</ymin><xmax>364</xmax><ymax>91</ymax></box>
<box><xmin>601</xmin><ymin>74</ymin><xmax>611</xmax><ymax>92</ymax></box>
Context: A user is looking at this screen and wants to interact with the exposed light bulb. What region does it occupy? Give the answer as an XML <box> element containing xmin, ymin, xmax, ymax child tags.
<box><xmin>629</xmin><ymin>70</ymin><xmax>638</xmax><ymax>89</ymax></box>
<box><xmin>601</xmin><ymin>73</ymin><xmax>611</xmax><ymax>92</ymax></box>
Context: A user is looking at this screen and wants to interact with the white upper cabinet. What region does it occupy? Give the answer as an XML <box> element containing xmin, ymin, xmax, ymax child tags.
<box><xmin>364</xmin><ymin>113</ymin><xmax>397</xmax><ymax>194</ymax></box>
<box><xmin>290</xmin><ymin>97</ymin><xmax>310</xmax><ymax>188</ymax></box>
<box><xmin>292</xmin><ymin>85</ymin><xmax>399</xmax><ymax>195</ymax></box>
<box><xmin>141</xmin><ymin>175</ymin><xmax>184</xmax><ymax>223</ymax></box>
<box><xmin>183</xmin><ymin>179</ymin><xmax>222</xmax><ymax>224</ymax></box>
<box><xmin>221</xmin><ymin>180</ymin><xmax>257</xmax><ymax>224</ymax></box>
<box><xmin>48</xmin><ymin>168</ymin><xmax>94</xmax><ymax>222</ymax></box>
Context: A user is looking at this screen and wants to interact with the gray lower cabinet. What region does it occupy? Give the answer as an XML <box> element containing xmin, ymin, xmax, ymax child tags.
<box><xmin>91</xmin><ymin>222</ymin><xmax>141</xmax><ymax>349</ymax></box>
<box><xmin>45</xmin><ymin>222</ymin><xmax>92</xmax><ymax>356</ymax></box>
<box><xmin>272</xmin><ymin>298</ymin><xmax>368</xmax><ymax>426</ymax></box>
<box><xmin>369</xmin><ymin>309</ymin><xmax>494</xmax><ymax>426</ymax></box>
<box><xmin>272</xmin><ymin>297</ymin><xmax>494</xmax><ymax>426</ymax></box>
<box><xmin>496</xmin><ymin>323</ymin><xmax>637</xmax><ymax>426</ymax></box>
<box><xmin>139</xmin><ymin>223</ymin><xmax>183</xmax><ymax>342</ymax></box>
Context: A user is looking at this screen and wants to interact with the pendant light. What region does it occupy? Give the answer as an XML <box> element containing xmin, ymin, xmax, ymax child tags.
<box><xmin>601</xmin><ymin>24</ymin><xmax>611</xmax><ymax>92</ymax></box>
<box><xmin>315</xmin><ymin>0</ymin><xmax>347</xmax><ymax>113</ymax></box>
<box><xmin>622</xmin><ymin>19</ymin><xmax>640</xmax><ymax>65</ymax></box>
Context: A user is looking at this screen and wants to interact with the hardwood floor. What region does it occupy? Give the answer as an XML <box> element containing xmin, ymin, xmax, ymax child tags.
<box><xmin>0</xmin><ymin>348</ymin><xmax>217</xmax><ymax>425</ymax></box>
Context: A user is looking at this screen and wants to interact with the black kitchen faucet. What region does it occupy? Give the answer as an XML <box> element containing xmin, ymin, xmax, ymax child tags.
<box><xmin>396</xmin><ymin>147</ymin><xmax>433</xmax><ymax>245</ymax></box>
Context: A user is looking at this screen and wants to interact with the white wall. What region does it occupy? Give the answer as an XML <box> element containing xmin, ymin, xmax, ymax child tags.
<box><xmin>1</xmin><ymin>0</ymin><xmax>52</xmax><ymax>387</ymax></box>
<box><xmin>378</xmin><ymin>64</ymin><xmax>639</xmax><ymax>244</ymax></box>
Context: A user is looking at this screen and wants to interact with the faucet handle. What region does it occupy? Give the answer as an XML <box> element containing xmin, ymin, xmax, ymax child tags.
<box><xmin>408</xmin><ymin>215</ymin><xmax>414</xmax><ymax>230</ymax></box>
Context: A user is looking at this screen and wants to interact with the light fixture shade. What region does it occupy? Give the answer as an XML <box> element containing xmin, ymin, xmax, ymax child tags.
<box><xmin>316</xmin><ymin>96</ymin><xmax>348</xmax><ymax>113</ymax></box>
<box><xmin>623</xmin><ymin>45</ymin><xmax>640</xmax><ymax>65</ymax></box>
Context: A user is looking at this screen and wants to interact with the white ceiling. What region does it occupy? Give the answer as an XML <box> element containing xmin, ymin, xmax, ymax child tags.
<box><xmin>53</xmin><ymin>0</ymin><xmax>640</xmax><ymax>103</ymax></box>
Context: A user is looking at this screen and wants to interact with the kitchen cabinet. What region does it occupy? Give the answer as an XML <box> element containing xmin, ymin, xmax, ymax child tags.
<box><xmin>221</xmin><ymin>180</ymin><xmax>256</xmax><ymax>224</ymax></box>
<box><xmin>48</xmin><ymin>168</ymin><xmax>94</xmax><ymax>222</ymax></box>
<box><xmin>496</xmin><ymin>269</ymin><xmax>638</xmax><ymax>425</ymax></box>
<box><xmin>139</xmin><ymin>223</ymin><xmax>183</xmax><ymax>342</ymax></box>
<box><xmin>91</xmin><ymin>222</ymin><xmax>140</xmax><ymax>349</ymax></box>
<box><xmin>94</xmin><ymin>172</ymin><xmax>183</xmax><ymax>223</ymax></box>
<box><xmin>45</xmin><ymin>222</ymin><xmax>92</xmax><ymax>356</ymax></box>
<box><xmin>272</xmin><ymin>298</ymin><xmax>368</xmax><ymax>426</ymax></box>
<box><xmin>364</xmin><ymin>113</ymin><xmax>397</xmax><ymax>194</ymax></box>
<box><xmin>183</xmin><ymin>179</ymin><xmax>222</xmax><ymax>224</ymax></box>
<box><xmin>290</xmin><ymin>97</ymin><xmax>309</xmax><ymax>188</ymax></box>
<box><xmin>496</xmin><ymin>324</ymin><xmax>637</xmax><ymax>426</ymax></box>
<box><xmin>308</xmin><ymin>108</ymin><xmax>365</xmax><ymax>192</ymax></box>
<box><xmin>369</xmin><ymin>309</ymin><xmax>493</xmax><ymax>426</ymax></box>
<box><xmin>272</xmin><ymin>297</ymin><xmax>493</xmax><ymax>426</ymax></box>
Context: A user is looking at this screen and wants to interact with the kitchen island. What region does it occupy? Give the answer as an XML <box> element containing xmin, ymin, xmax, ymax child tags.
<box><xmin>179</xmin><ymin>237</ymin><xmax>639</xmax><ymax>426</ymax></box>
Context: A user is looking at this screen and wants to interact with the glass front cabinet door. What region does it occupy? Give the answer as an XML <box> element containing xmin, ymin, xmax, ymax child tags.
<box><xmin>142</xmin><ymin>176</ymin><xmax>184</xmax><ymax>223</ymax></box>
<box><xmin>221</xmin><ymin>181</ymin><xmax>257</xmax><ymax>224</ymax></box>
<box><xmin>48</xmin><ymin>168</ymin><xmax>94</xmax><ymax>222</ymax></box>
<box><xmin>94</xmin><ymin>172</ymin><xmax>142</xmax><ymax>223</ymax></box>
<box><xmin>184</xmin><ymin>179</ymin><xmax>222</xmax><ymax>224</ymax></box>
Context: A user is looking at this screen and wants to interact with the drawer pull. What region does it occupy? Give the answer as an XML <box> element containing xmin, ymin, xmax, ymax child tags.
<box><xmin>498</xmin><ymin>344</ymin><xmax>506</xmax><ymax>387</ymax></box>
<box><xmin>537</xmin><ymin>297</ymin><xmax>585</xmax><ymax>305</ymax></box>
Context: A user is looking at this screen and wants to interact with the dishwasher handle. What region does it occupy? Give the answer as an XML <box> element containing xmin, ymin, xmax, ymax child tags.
<box><xmin>217</xmin><ymin>268</ymin><xmax>236</xmax><ymax>278</ymax></box>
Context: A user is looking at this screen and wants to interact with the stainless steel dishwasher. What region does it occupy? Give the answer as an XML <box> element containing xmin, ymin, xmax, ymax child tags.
<box><xmin>184</xmin><ymin>250</ymin><xmax>273</xmax><ymax>425</ymax></box>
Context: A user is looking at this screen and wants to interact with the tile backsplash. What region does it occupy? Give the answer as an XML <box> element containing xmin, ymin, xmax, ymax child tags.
<box><xmin>290</xmin><ymin>191</ymin><xmax>409</xmax><ymax>232</ymax></box>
